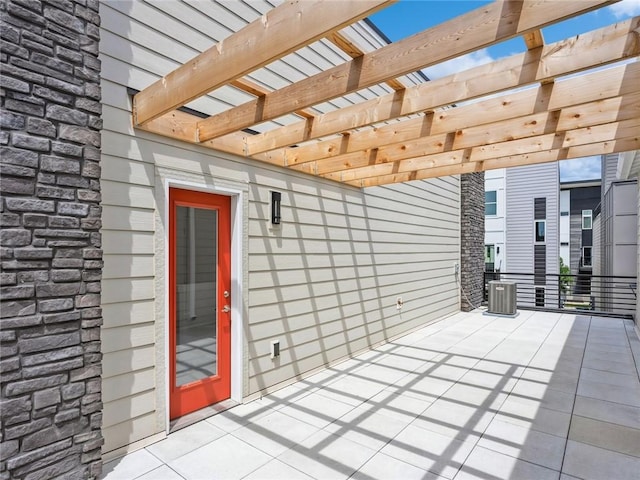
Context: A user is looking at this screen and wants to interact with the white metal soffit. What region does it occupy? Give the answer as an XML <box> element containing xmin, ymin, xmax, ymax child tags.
<box><xmin>132</xmin><ymin>0</ymin><xmax>640</xmax><ymax>188</ymax></box>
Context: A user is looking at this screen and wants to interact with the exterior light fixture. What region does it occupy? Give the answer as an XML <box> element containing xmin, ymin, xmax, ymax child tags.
<box><xmin>271</xmin><ymin>191</ymin><xmax>281</xmax><ymax>225</ymax></box>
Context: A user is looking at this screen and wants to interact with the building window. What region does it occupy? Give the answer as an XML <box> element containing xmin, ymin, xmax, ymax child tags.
<box><xmin>582</xmin><ymin>246</ymin><xmax>592</xmax><ymax>267</ymax></box>
<box><xmin>485</xmin><ymin>244</ymin><xmax>495</xmax><ymax>271</ymax></box>
<box><xmin>485</xmin><ymin>191</ymin><xmax>497</xmax><ymax>216</ymax></box>
<box><xmin>582</xmin><ymin>209</ymin><xmax>592</xmax><ymax>229</ymax></box>
<box><xmin>535</xmin><ymin>287</ymin><xmax>545</xmax><ymax>307</ymax></box>
<box><xmin>535</xmin><ymin>220</ymin><xmax>546</xmax><ymax>243</ymax></box>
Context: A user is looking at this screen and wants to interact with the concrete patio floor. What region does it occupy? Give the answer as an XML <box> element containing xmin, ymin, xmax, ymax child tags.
<box><xmin>102</xmin><ymin>310</ymin><xmax>640</xmax><ymax>480</ymax></box>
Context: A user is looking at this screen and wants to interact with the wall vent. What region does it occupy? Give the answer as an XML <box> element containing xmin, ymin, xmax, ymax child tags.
<box><xmin>488</xmin><ymin>281</ymin><xmax>517</xmax><ymax>316</ymax></box>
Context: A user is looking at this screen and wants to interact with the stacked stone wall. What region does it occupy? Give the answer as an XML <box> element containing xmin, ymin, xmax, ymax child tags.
<box><xmin>0</xmin><ymin>0</ymin><xmax>103</xmax><ymax>478</ymax></box>
<box><xmin>460</xmin><ymin>172</ymin><xmax>485</xmax><ymax>311</ymax></box>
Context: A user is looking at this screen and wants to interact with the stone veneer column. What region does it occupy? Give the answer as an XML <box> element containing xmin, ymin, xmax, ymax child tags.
<box><xmin>0</xmin><ymin>0</ymin><xmax>103</xmax><ymax>478</ymax></box>
<box><xmin>460</xmin><ymin>172</ymin><xmax>485</xmax><ymax>311</ymax></box>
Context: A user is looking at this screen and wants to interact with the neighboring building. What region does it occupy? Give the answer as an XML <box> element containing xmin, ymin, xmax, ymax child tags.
<box><xmin>485</xmin><ymin>164</ymin><xmax>608</xmax><ymax>308</ymax></box>
<box><xmin>484</xmin><ymin>163</ymin><xmax>561</xmax><ymax>307</ymax></box>
<box><xmin>615</xmin><ymin>150</ymin><xmax>640</xmax><ymax>324</ymax></box>
<box><xmin>593</xmin><ymin>153</ymin><xmax>638</xmax><ymax>316</ymax></box>
<box><xmin>559</xmin><ymin>181</ymin><xmax>600</xmax><ymax>276</ymax></box>
<box><xmin>505</xmin><ymin>162</ymin><xmax>560</xmax><ymax>308</ymax></box>
<box><xmin>484</xmin><ymin>168</ymin><xmax>506</xmax><ymax>272</ymax></box>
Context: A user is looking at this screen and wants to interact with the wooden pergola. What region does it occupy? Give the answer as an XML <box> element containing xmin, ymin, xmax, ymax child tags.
<box><xmin>132</xmin><ymin>0</ymin><xmax>640</xmax><ymax>188</ymax></box>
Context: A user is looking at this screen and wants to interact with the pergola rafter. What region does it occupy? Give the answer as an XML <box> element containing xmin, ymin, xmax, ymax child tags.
<box><xmin>134</xmin><ymin>0</ymin><xmax>639</xmax><ymax>188</ymax></box>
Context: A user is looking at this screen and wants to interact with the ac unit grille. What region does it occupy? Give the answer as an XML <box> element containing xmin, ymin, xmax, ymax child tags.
<box><xmin>488</xmin><ymin>281</ymin><xmax>517</xmax><ymax>315</ymax></box>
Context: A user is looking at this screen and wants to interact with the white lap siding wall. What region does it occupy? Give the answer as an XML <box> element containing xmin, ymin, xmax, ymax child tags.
<box><xmin>98</xmin><ymin>0</ymin><xmax>461</xmax><ymax>457</ymax></box>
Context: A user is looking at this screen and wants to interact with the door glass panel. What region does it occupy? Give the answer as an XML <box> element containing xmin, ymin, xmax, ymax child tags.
<box><xmin>175</xmin><ymin>206</ymin><xmax>217</xmax><ymax>386</ymax></box>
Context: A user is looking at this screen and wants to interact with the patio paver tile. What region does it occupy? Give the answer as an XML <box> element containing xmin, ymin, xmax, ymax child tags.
<box><xmin>585</xmin><ymin>341</ymin><xmax>633</xmax><ymax>355</ymax></box>
<box><xmin>351</xmin><ymin>451</ymin><xmax>447</xmax><ymax>480</ymax></box>
<box><xmin>363</xmin><ymin>387</ymin><xmax>433</xmax><ymax>422</ymax></box>
<box><xmin>242</xmin><ymin>459</ymin><xmax>314</xmax><ymax>480</ymax></box>
<box><xmin>562</xmin><ymin>440</ymin><xmax>640</xmax><ymax>480</ymax></box>
<box><xmin>579</xmin><ymin>366</ymin><xmax>640</xmax><ymax>388</ymax></box>
<box><xmin>230</xmin><ymin>409</ymin><xmax>320</xmax><ymax>458</ymax></box>
<box><xmin>276</xmin><ymin>429</ymin><xmax>377</xmax><ymax>480</ymax></box>
<box><xmin>576</xmin><ymin>378</ymin><xmax>640</xmax><ymax>407</ymax></box>
<box><xmin>518</xmin><ymin>367</ymin><xmax>579</xmax><ymax>394</ymax></box>
<box><xmin>573</xmin><ymin>395</ymin><xmax>640</xmax><ymax>429</ymax></box>
<box><xmin>581</xmin><ymin>352</ymin><xmax>636</xmax><ymax>375</ymax></box>
<box><xmin>323</xmin><ymin>403</ymin><xmax>411</xmax><ymax>451</ymax></box>
<box><xmin>168</xmin><ymin>434</ymin><xmax>271</xmax><ymax>480</ymax></box>
<box><xmin>275</xmin><ymin>391</ymin><xmax>356</xmax><ymax>429</ymax></box>
<box><xmin>204</xmin><ymin>398</ymin><xmax>280</xmax><ymax>433</ymax></box>
<box><xmin>568</xmin><ymin>415</ymin><xmax>640</xmax><ymax>458</ymax></box>
<box><xmin>353</xmin><ymin>362</ymin><xmax>415</xmax><ymax>385</ymax></box>
<box><xmin>135</xmin><ymin>465</ymin><xmax>185</xmax><ymax>480</ymax></box>
<box><xmin>492</xmin><ymin>403</ymin><xmax>572</xmax><ymax>438</ymax></box>
<box><xmin>478</xmin><ymin>418</ymin><xmax>566</xmax><ymax>471</ymax></box>
<box><xmin>441</xmin><ymin>382</ymin><xmax>509</xmax><ymax>409</ymax></box>
<box><xmin>509</xmin><ymin>379</ymin><xmax>576</xmax><ymax>413</ymax></box>
<box><xmin>145</xmin><ymin>420</ymin><xmax>226</xmax><ymax>464</ymax></box>
<box><xmin>101</xmin><ymin>449</ymin><xmax>162</xmax><ymax>480</ymax></box>
<box><xmin>457</xmin><ymin>368</ymin><xmax>519</xmax><ymax>391</ymax></box>
<box><xmin>454</xmin><ymin>445</ymin><xmax>560</xmax><ymax>480</ymax></box>
<box><xmin>410</xmin><ymin>398</ymin><xmax>496</xmax><ymax>443</ymax></box>
<box><xmin>317</xmin><ymin>375</ymin><xmax>388</xmax><ymax>406</ymax></box>
<box><xmin>380</xmin><ymin>423</ymin><xmax>476</xmax><ymax>479</ymax></box>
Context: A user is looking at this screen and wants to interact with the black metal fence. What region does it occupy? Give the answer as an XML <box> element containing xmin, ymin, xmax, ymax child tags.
<box><xmin>483</xmin><ymin>271</ymin><xmax>636</xmax><ymax>318</ymax></box>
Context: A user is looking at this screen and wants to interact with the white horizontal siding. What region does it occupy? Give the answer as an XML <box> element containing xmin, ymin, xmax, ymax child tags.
<box><xmin>246</xmin><ymin>177</ymin><xmax>460</xmax><ymax>392</ymax></box>
<box><xmin>99</xmin><ymin>0</ymin><xmax>461</xmax><ymax>455</ymax></box>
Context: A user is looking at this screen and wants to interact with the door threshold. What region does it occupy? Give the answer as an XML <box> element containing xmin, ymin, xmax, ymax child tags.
<box><xmin>170</xmin><ymin>398</ymin><xmax>239</xmax><ymax>433</ymax></box>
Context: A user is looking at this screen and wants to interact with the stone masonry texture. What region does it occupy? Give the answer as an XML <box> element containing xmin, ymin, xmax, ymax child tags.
<box><xmin>0</xmin><ymin>0</ymin><xmax>103</xmax><ymax>478</ymax></box>
<box><xmin>460</xmin><ymin>172</ymin><xmax>485</xmax><ymax>311</ymax></box>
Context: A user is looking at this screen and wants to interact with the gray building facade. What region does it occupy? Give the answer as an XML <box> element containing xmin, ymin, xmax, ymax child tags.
<box><xmin>506</xmin><ymin>162</ymin><xmax>560</xmax><ymax>308</ymax></box>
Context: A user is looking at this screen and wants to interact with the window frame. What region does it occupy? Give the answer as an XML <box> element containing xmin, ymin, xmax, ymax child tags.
<box><xmin>485</xmin><ymin>190</ymin><xmax>497</xmax><ymax>216</ymax></box>
<box><xmin>582</xmin><ymin>209</ymin><xmax>593</xmax><ymax>230</ymax></box>
<box><xmin>485</xmin><ymin>244</ymin><xmax>495</xmax><ymax>264</ymax></box>
<box><xmin>582</xmin><ymin>246</ymin><xmax>593</xmax><ymax>267</ymax></box>
<box><xmin>534</xmin><ymin>219</ymin><xmax>546</xmax><ymax>243</ymax></box>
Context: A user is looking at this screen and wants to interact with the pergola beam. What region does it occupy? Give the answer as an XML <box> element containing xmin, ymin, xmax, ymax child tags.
<box><xmin>132</xmin><ymin>0</ymin><xmax>392</xmax><ymax>125</ymax></box>
<box><xmin>248</xmin><ymin>16</ymin><xmax>639</xmax><ymax>158</ymax></box>
<box><xmin>196</xmin><ymin>0</ymin><xmax>617</xmax><ymax>142</ymax></box>
<box><xmin>347</xmin><ymin>136</ymin><xmax>640</xmax><ymax>188</ymax></box>
<box><xmin>320</xmin><ymin>114</ymin><xmax>640</xmax><ymax>183</ymax></box>
<box><xmin>289</xmin><ymin>61</ymin><xmax>640</xmax><ymax>175</ymax></box>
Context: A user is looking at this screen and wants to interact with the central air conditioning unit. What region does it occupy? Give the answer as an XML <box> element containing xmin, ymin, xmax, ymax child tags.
<box><xmin>488</xmin><ymin>281</ymin><xmax>517</xmax><ymax>316</ymax></box>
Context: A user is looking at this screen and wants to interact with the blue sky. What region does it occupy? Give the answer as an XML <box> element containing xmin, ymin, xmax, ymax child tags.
<box><xmin>369</xmin><ymin>0</ymin><xmax>640</xmax><ymax>181</ymax></box>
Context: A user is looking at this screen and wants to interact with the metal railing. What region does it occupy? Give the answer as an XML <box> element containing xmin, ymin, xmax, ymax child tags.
<box><xmin>483</xmin><ymin>271</ymin><xmax>636</xmax><ymax>318</ymax></box>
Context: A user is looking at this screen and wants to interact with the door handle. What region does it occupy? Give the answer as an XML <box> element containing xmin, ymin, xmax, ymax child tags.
<box><xmin>221</xmin><ymin>305</ymin><xmax>230</xmax><ymax>313</ymax></box>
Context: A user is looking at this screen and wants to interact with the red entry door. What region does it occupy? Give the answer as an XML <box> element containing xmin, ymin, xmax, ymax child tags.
<box><xmin>169</xmin><ymin>188</ymin><xmax>231</xmax><ymax>419</ymax></box>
